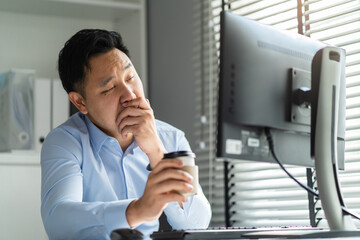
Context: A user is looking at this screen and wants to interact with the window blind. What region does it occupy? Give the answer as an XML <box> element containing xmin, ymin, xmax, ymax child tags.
<box><xmin>193</xmin><ymin>0</ymin><xmax>360</xmax><ymax>228</ymax></box>
<box><xmin>193</xmin><ymin>0</ymin><xmax>225</xmax><ymax>227</ymax></box>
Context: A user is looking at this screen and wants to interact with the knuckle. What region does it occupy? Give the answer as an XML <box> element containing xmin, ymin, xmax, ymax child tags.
<box><xmin>145</xmin><ymin>111</ymin><xmax>153</xmax><ymax>118</ymax></box>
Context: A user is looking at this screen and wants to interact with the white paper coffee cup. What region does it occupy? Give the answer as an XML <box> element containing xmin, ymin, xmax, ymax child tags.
<box><xmin>163</xmin><ymin>151</ymin><xmax>198</xmax><ymax>196</ymax></box>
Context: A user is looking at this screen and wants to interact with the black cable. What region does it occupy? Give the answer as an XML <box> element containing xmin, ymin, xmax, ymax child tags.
<box><xmin>264</xmin><ymin>127</ymin><xmax>319</xmax><ymax>197</ymax></box>
<box><xmin>341</xmin><ymin>206</ymin><xmax>360</xmax><ymax>220</ymax></box>
<box><xmin>264</xmin><ymin>127</ymin><xmax>360</xmax><ymax>221</ymax></box>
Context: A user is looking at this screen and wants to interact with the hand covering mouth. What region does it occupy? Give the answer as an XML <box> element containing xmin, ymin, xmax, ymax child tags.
<box><xmin>115</xmin><ymin>107</ymin><xmax>126</xmax><ymax>126</ymax></box>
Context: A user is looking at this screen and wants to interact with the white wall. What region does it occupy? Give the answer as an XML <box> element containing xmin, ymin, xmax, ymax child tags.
<box><xmin>0</xmin><ymin>11</ymin><xmax>143</xmax><ymax>79</ymax></box>
<box><xmin>0</xmin><ymin>11</ymin><xmax>115</xmax><ymax>79</ymax></box>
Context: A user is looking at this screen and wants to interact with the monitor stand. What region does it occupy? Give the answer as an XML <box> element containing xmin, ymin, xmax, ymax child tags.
<box><xmin>312</xmin><ymin>46</ymin><xmax>357</xmax><ymax>231</ymax></box>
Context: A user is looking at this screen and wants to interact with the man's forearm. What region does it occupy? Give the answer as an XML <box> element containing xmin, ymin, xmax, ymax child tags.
<box><xmin>146</xmin><ymin>140</ymin><xmax>167</xmax><ymax>169</ymax></box>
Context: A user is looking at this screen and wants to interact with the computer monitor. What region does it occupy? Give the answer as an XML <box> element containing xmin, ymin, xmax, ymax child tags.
<box><xmin>217</xmin><ymin>11</ymin><xmax>345</xmax><ymax>169</ymax></box>
<box><xmin>217</xmin><ymin>11</ymin><xmax>356</xmax><ymax>231</ymax></box>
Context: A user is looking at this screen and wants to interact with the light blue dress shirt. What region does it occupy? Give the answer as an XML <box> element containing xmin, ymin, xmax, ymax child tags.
<box><xmin>41</xmin><ymin>112</ymin><xmax>211</xmax><ymax>240</ymax></box>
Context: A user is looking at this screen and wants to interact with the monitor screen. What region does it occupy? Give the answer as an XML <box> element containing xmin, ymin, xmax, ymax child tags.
<box><xmin>216</xmin><ymin>11</ymin><xmax>346</xmax><ymax>169</ymax></box>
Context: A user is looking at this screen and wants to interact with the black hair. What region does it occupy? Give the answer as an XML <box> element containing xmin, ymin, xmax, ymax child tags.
<box><xmin>58</xmin><ymin>29</ymin><xmax>130</xmax><ymax>96</ymax></box>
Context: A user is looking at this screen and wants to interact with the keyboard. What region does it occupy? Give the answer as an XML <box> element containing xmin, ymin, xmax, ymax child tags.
<box><xmin>150</xmin><ymin>226</ymin><xmax>323</xmax><ymax>239</ymax></box>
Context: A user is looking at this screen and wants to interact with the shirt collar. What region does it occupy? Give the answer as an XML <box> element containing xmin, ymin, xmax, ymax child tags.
<box><xmin>127</xmin><ymin>141</ymin><xmax>139</xmax><ymax>155</ymax></box>
<box><xmin>83</xmin><ymin>113</ymin><xmax>110</xmax><ymax>153</ymax></box>
<box><xmin>82</xmin><ymin>113</ymin><xmax>139</xmax><ymax>154</ymax></box>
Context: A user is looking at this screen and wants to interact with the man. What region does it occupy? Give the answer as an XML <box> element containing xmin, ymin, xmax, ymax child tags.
<box><xmin>41</xmin><ymin>29</ymin><xmax>211</xmax><ymax>239</ymax></box>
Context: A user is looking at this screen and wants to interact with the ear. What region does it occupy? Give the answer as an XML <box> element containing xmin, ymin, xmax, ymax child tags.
<box><xmin>68</xmin><ymin>91</ymin><xmax>88</xmax><ymax>114</ymax></box>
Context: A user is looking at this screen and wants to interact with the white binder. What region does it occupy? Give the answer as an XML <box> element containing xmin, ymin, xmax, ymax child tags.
<box><xmin>34</xmin><ymin>78</ymin><xmax>51</xmax><ymax>152</ymax></box>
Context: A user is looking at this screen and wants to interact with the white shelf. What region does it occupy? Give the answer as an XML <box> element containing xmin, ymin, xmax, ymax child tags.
<box><xmin>0</xmin><ymin>150</ymin><xmax>40</xmax><ymax>165</ymax></box>
<box><xmin>0</xmin><ymin>0</ymin><xmax>141</xmax><ymax>21</ymax></box>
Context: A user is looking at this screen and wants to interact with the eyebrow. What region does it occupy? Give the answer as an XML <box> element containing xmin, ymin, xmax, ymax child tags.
<box><xmin>99</xmin><ymin>76</ymin><xmax>114</xmax><ymax>88</ymax></box>
<box><xmin>98</xmin><ymin>62</ymin><xmax>133</xmax><ymax>88</ymax></box>
<box><xmin>124</xmin><ymin>62</ymin><xmax>132</xmax><ymax>70</ymax></box>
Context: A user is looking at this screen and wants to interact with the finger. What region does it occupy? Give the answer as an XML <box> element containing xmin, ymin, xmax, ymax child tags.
<box><xmin>160</xmin><ymin>191</ymin><xmax>187</xmax><ymax>204</ymax></box>
<box><xmin>117</xmin><ymin>107</ymin><xmax>151</xmax><ymax>127</ymax></box>
<box><xmin>152</xmin><ymin>180</ymin><xmax>193</xmax><ymax>195</ymax></box>
<box><xmin>118</xmin><ymin>116</ymin><xmax>141</xmax><ymax>134</ymax></box>
<box><xmin>149</xmin><ymin>168</ymin><xmax>193</xmax><ymax>185</ymax></box>
<box><xmin>122</xmin><ymin>97</ymin><xmax>149</xmax><ymax>110</ymax></box>
<box><xmin>151</xmin><ymin>159</ymin><xmax>184</xmax><ymax>174</ymax></box>
<box><xmin>120</xmin><ymin>115</ymin><xmax>156</xmax><ymax>139</ymax></box>
<box><xmin>120</xmin><ymin>123</ymin><xmax>144</xmax><ymax>139</ymax></box>
<box><xmin>118</xmin><ymin>106</ymin><xmax>144</xmax><ymax>119</ymax></box>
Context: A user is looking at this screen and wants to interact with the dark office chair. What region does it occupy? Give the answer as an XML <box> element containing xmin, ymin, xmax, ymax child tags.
<box><xmin>159</xmin><ymin>212</ymin><xmax>172</xmax><ymax>231</ymax></box>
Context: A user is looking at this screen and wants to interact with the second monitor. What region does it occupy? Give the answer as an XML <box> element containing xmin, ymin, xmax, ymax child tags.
<box><xmin>216</xmin><ymin>11</ymin><xmax>346</xmax><ymax>169</ymax></box>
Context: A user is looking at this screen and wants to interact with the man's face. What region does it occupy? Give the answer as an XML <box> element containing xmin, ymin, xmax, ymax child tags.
<box><xmin>74</xmin><ymin>48</ymin><xmax>145</xmax><ymax>140</ymax></box>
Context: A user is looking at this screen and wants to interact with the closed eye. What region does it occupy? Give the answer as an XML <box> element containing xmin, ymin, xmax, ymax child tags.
<box><xmin>101</xmin><ymin>86</ymin><xmax>115</xmax><ymax>95</ymax></box>
<box><xmin>127</xmin><ymin>75</ymin><xmax>135</xmax><ymax>82</ymax></box>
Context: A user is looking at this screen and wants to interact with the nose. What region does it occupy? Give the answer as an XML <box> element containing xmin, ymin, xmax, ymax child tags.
<box><xmin>120</xmin><ymin>84</ymin><xmax>136</xmax><ymax>104</ymax></box>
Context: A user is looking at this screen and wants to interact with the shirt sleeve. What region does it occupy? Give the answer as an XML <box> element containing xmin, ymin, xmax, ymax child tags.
<box><xmin>40</xmin><ymin>129</ymin><xmax>133</xmax><ymax>240</ymax></box>
<box><xmin>163</xmin><ymin>129</ymin><xmax>212</xmax><ymax>229</ymax></box>
<box><xmin>164</xmin><ymin>186</ymin><xmax>212</xmax><ymax>229</ymax></box>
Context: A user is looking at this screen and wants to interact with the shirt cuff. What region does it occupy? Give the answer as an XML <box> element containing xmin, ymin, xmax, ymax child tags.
<box><xmin>164</xmin><ymin>192</ymin><xmax>211</xmax><ymax>229</ymax></box>
<box><xmin>103</xmin><ymin>198</ymin><xmax>135</xmax><ymax>232</ymax></box>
